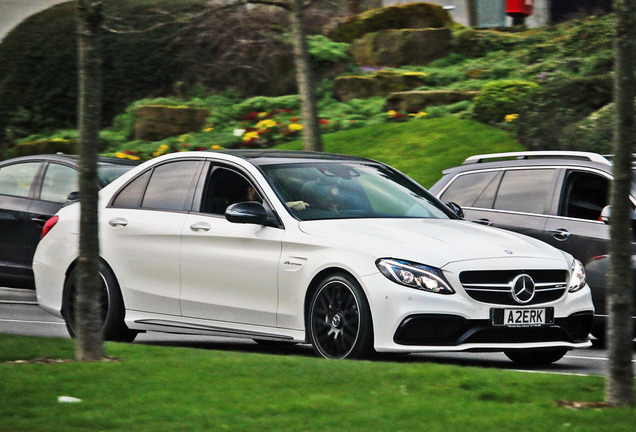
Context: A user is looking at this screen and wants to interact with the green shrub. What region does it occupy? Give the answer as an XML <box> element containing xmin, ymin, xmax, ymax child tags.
<box><xmin>560</xmin><ymin>103</ymin><xmax>615</xmax><ymax>154</ymax></box>
<box><xmin>472</xmin><ymin>80</ymin><xmax>539</xmax><ymax>124</ymax></box>
<box><xmin>515</xmin><ymin>75</ymin><xmax>613</xmax><ymax>150</ymax></box>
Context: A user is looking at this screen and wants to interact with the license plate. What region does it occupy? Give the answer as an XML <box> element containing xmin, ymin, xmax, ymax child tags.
<box><xmin>491</xmin><ymin>307</ymin><xmax>554</xmax><ymax>327</ymax></box>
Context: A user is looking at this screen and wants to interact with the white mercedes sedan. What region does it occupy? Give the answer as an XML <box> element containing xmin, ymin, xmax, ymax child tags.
<box><xmin>33</xmin><ymin>150</ymin><xmax>594</xmax><ymax>363</ymax></box>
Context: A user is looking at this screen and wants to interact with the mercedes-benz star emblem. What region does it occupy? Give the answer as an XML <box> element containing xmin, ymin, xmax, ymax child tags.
<box><xmin>510</xmin><ymin>274</ymin><xmax>535</xmax><ymax>304</ymax></box>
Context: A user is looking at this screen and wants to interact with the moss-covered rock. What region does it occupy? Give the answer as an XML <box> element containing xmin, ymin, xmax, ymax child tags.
<box><xmin>453</xmin><ymin>29</ymin><xmax>527</xmax><ymax>58</ymax></box>
<box><xmin>383</xmin><ymin>90</ymin><xmax>478</xmax><ymax>112</ymax></box>
<box><xmin>334</xmin><ymin>70</ymin><xmax>428</xmax><ymax>101</ymax></box>
<box><xmin>134</xmin><ymin>105</ymin><xmax>210</xmax><ymax>141</ymax></box>
<box><xmin>12</xmin><ymin>139</ymin><xmax>76</xmax><ymax>157</ymax></box>
<box><xmin>349</xmin><ymin>28</ymin><xmax>452</xmax><ymax>67</ymax></box>
<box><xmin>325</xmin><ymin>2</ymin><xmax>457</xmax><ymax>43</ymax></box>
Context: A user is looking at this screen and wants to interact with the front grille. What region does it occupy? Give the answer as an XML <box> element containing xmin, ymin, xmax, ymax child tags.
<box><xmin>459</xmin><ymin>270</ymin><xmax>569</xmax><ymax>306</ymax></box>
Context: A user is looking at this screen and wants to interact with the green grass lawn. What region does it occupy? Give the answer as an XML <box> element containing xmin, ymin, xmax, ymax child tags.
<box><xmin>277</xmin><ymin>117</ymin><xmax>523</xmax><ymax>188</ymax></box>
<box><xmin>1</xmin><ymin>334</ymin><xmax>634</xmax><ymax>432</ymax></box>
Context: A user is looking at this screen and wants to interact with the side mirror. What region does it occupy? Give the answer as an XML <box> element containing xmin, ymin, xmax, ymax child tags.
<box><xmin>599</xmin><ymin>205</ymin><xmax>636</xmax><ymax>224</ymax></box>
<box><xmin>446</xmin><ymin>201</ymin><xmax>464</xmax><ymax>219</ymax></box>
<box><xmin>67</xmin><ymin>191</ymin><xmax>80</xmax><ymax>202</ymax></box>
<box><xmin>225</xmin><ymin>201</ymin><xmax>271</xmax><ymax>226</ymax></box>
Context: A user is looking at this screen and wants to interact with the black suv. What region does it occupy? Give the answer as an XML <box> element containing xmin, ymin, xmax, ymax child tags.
<box><xmin>429</xmin><ymin>151</ymin><xmax>635</xmax><ymax>342</ymax></box>
<box><xmin>0</xmin><ymin>154</ymin><xmax>138</xmax><ymax>288</ymax></box>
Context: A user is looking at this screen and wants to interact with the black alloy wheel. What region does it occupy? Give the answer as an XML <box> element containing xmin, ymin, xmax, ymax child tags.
<box><xmin>62</xmin><ymin>263</ymin><xmax>137</xmax><ymax>342</ymax></box>
<box><xmin>308</xmin><ymin>273</ymin><xmax>373</xmax><ymax>359</ymax></box>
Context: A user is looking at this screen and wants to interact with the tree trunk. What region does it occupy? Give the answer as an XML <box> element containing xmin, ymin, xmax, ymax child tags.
<box><xmin>605</xmin><ymin>0</ymin><xmax>635</xmax><ymax>406</ymax></box>
<box><xmin>76</xmin><ymin>0</ymin><xmax>105</xmax><ymax>361</ymax></box>
<box><xmin>288</xmin><ymin>0</ymin><xmax>322</xmax><ymax>152</ymax></box>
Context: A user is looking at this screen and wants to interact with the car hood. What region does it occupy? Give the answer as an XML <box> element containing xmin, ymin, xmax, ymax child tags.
<box><xmin>298</xmin><ymin>218</ymin><xmax>567</xmax><ymax>268</ymax></box>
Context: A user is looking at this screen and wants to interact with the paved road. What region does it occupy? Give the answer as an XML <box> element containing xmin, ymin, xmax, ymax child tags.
<box><xmin>2</xmin><ymin>287</ymin><xmax>634</xmax><ymax>376</ymax></box>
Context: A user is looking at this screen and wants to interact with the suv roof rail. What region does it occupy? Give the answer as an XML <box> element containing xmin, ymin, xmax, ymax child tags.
<box><xmin>462</xmin><ymin>151</ymin><xmax>611</xmax><ymax>165</ymax></box>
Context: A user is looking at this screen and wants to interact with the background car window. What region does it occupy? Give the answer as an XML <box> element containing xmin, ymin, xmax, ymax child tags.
<box><xmin>40</xmin><ymin>163</ymin><xmax>78</xmax><ymax>203</ymax></box>
<box><xmin>142</xmin><ymin>161</ymin><xmax>201</xmax><ymax>211</ymax></box>
<box><xmin>111</xmin><ymin>170</ymin><xmax>151</xmax><ymax>208</ymax></box>
<box><xmin>560</xmin><ymin>171</ymin><xmax>610</xmax><ymax>220</ymax></box>
<box><xmin>201</xmin><ymin>168</ymin><xmax>260</xmax><ymax>215</ymax></box>
<box><xmin>439</xmin><ymin>171</ymin><xmax>502</xmax><ymax>208</ymax></box>
<box><xmin>494</xmin><ymin>169</ymin><xmax>557</xmax><ymax>214</ymax></box>
<box><xmin>0</xmin><ymin>162</ymin><xmax>40</xmax><ymax>198</ymax></box>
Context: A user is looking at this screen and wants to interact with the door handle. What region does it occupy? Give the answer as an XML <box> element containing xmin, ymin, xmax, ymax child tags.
<box><xmin>190</xmin><ymin>222</ymin><xmax>211</xmax><ymax>232</ymax></box>
<box><xmin>548</xmin><ymin>228</ymin><xmax>571</xmax><ymax>241</ymax></box>
<box><xmin>471</xmin><ymin>218</ymin><xmax>493</xmax><ymax>226</ymax></box>
<box><xmin>108</xmin><ymin>218</ymin><xmax>128</xmax><ymax>228</ymax></box>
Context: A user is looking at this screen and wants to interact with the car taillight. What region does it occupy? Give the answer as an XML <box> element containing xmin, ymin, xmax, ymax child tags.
<box><xmin>41</xmin><ymin>216</ymin><xmax>59</xmax><ymax>239</ymax></box>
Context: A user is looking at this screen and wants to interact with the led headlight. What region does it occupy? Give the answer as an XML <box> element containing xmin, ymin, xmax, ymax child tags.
<box><xmin>376</xmin><ymin>258</ymin><xmax>454</xmax><ymax>294</ymax></box>
<box><xmin>568</xmin><ymin>258</ymin><xmax>586</xmax><ymax>292</ymax></box>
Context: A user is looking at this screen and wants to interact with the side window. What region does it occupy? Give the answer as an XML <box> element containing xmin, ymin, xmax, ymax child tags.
<box><xmin>201</xmin><ymin>167</ymin><xmax>261</xmax><ymax>215</ymax></box>
<box><xmin>494</xmin><ymin>169</ymin><xmax>557</xmax><ymax>214</ymax></box>
<box><xmin>141</xmin><ymin>161</ymin><xmax>202</xmax><ymax>211</ymax></box>
<box><xmin>40</xmin><ymin>163</ymin><xmax>78</xmax><ymax>203</ymax></box>
<box><xmin>0</xmin><ymin>162</ymin><xmax>40</xmax><ymax>198</ymax></box>
<box><xmin>439</xmin><ymin>171</ymin><xmax>502</xmax><ymax>208</ymax></box>
<box><xmin>560</xmin><ymin>171</ymin><xmax>610</xmax><ymax>220</ymax></box>
<box><xmin>111</xmin><ymin>170</ymin><xmax>151</xmax><ymax>208</ymax></box>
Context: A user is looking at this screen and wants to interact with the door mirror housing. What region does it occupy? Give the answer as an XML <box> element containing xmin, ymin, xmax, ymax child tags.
<box><xmin>446</xmin><ymin>201</ymin><xmax>464</xmax><ymax>219</ymax></box>
<box><xmin>225</xmin><ymin>201</ymin><xmax>278</xmax><ymax>227</ymax></box>
<box><xmin>599</xmin><ymin>205</ymin><xmax>636</xmax><ymax>224</ymax></box>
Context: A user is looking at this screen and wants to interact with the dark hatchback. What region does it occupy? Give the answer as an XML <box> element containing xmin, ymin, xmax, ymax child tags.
<box><xmin>0</xmin><ymin>154</ymin><xmax>138</xmax><ymax>288</ymax></box>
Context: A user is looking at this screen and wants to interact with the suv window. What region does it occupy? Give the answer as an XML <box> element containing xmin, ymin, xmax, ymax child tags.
<box><xmin>560</xmin><ymin>170</ymin><xmax>609</xmax><ymax>221</ymax></box>
<box><xmin>40</xmin><ymin>163</ymin><xmax>78</xmax><ymax>203</ymax></box>
<box><xmin>0</xmin><ymin>162</ymin><xmax>40</xmax><ymax>198</ymax></box>
<box><xmin>439</xmin><ymin>171</ymin><xmax>501</xmax><ymax>208</ymax></box>
<box><xmin>493</xmin><ymin>169</ymin><xmax>557</xmax><ymax>214</ymax></box>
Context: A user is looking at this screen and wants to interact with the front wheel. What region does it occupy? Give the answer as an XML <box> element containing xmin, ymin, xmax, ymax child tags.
<box><xmin>504</xmin><ymin>348</ymin><xmax>568</xmax><ymax>365</ymax></box>
<box><xmin>62</xmin><ymin>262</ymin><xmax>137</xmax><ymax>342</ymax></box>
<box><xmin>308</xmin><ymin>273</ymin><xmax>374</xmax><ymax>359</ymax></box>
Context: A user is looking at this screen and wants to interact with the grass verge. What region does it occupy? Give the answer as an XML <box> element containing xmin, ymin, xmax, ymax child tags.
<box><xmin>1</xmin><ymin>334</ymin><xmax>633</xmax><ymax>432</ymax></box>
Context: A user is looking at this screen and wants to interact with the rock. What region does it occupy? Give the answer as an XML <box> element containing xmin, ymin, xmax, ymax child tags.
<box><xmin>334</xmin><ymin>70</ymin><xmax>428</xmax><ymax>101</ymax></box>
<box><xmin>325</xmin><ymin>2</ymin><xmax>457</xmax><ymax>43</ymax></box>
<box><xmin>349</xmin><ymin>28</ymin><xmax>452</xmax><ymax>67</ymax></box>
<box><xmin>383</xmin><ymin>90</ymin><xmax>479</xmax><ymax>112</ymax></box>
<box><xmin>134</xmin><ymin>105</ymin><xmax>210</xmax><ymax>141</ymax></box>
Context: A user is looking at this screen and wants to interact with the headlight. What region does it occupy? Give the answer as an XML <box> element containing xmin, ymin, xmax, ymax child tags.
<box><xmin>568</xmin><ymin>259</ymin><xmax>586</xmax><ymax>292</ymax></box>
<box><xmin>376</xmin><ymin>258</ymin><xmax>454</xmax><ymax>294</ymax></box>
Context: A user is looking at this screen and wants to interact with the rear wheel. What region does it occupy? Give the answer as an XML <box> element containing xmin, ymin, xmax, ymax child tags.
<box><xmin>504</xmin><ymin>348</ymin><xmax>568</xmax><ymax>365</ymax></box>
<box><xmin>63</xmin><ymin>263</ymin><xmax>137</xmax><ymax>342</ymax></box>
<box><xmin>308</xmin><ymin>273</ymin><xmax>373</xmax><ymax>359</ymax></box>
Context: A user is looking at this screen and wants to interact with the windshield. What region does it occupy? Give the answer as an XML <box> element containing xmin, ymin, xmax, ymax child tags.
<box><xmin>262</xmin><ymin>162</ymin><xmax>451</xmax><ymax>221</ymax></box>
<box><xmin>97</xmin><ymin>163</ymin><xmax>136</xmax><ymax>186</ymax></box>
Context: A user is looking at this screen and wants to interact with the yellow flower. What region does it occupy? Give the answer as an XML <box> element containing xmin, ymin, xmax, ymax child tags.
<box><xmin>243</xmin><ymin>131</ymin><xmax>260</xmax><ymax>142</ymax></box>
<box><xmin>505</xmin><ymin>114</ymin><xmax>519</xmax><ymax>122</ymax></box>
<box><xmin>387</xmin><ymin>110</ymin><xmax>397</xmax><ymax>117</ymax></box>
<box><xmin>288</xmin><ymin>123</ymin><xmax>303</xmax><ymax>131</ymax></box>
<box><xmin>204</xmin><ymin>127</ymin><xmax>214</xmax><ymax>133</ymax></box>
<box><xmin>409</xmin><ymin>112</ymin><xmax>428</xmax><ymax>118</ymax></box>
<box><xmin>115</xmin><ymin>152</ymin><xmax>127</xmax><ymax>159</ymax></box>
<box><xmin>256</xmin><ymin>119</ymin><xmax>277</xmax><ymax>129</ymax></box>
<box><xmin>210</xmin><ymin>144</ymin><xmax>223</xmax><ymax>150</ymax></box>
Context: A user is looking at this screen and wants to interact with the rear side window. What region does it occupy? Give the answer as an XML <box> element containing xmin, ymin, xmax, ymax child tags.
<box><xmin>439</xmin><ymin>171</ymin><xmax>501</xmax><ymax>208</ymax></box>
<box><xmin>40</xmin><ymin>163</ymin><xmax>78</xmax><ymax>203</ymax></box>
<box><xmin>494</xmin><ymin>169</ymin><xmax>557</xmax><ymax>214</ymax></box>
<box><xmin>0</xmin><ymin>162</ymin><xmax>40</xmax><ymax>198</ymax></box>
<box><xmin>141</xmin><ymin>161</ymin><xmax>202</xmax><ymax>211</ymax></box>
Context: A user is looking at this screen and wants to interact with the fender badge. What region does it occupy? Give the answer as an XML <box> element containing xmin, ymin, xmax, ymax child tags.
<box><xmin>505</xmin><ymin>250</ymin><xmax>513</xmax><ymax>255</ymax></box>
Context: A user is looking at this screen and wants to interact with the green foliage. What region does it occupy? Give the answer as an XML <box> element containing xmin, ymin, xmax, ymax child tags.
<box><xmin>515</xmin><ymin>75</ymin><xmax>613</xmax><ymax>150</ymax></box>
<box><xmin>472</xmin><ymin>80</ymin><xmax>539</xmax><ymax>124</ymax></box>
<box><xmin>560</xmin><ymin>104</ymin><xmax>615</xmax><ymax>154</ymax></box>
<box><xmin>307</xmin><ymin>35</ymin><xmax>350</xmax><ymax>63</ymax></box>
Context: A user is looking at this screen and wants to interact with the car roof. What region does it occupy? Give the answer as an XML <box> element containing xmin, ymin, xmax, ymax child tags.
<box><xmin>441</xmin><ymin>151</ymin><xmax>615</xmax><ymax>175</ymax></box>
<box><xmin>214</xmin><ymin>150</ymin><xmax>377</xmax><ymax>167</ymax></box>
<box><xmin>0</xmin><ymin>153</ymin><xmax>139</xmax><ymax>167</ymax></box>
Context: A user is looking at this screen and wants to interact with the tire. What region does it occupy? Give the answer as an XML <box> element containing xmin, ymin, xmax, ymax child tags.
<box><xmin>308</xmin><ymin>273</ymin><xmax>374</xmax><ymax>359</ymax></box>
<box><xmin>504</xmin><ymin>348</ymin><xmax>568</xmax><ymax>365</ymax></box>
<box><xmin>62</xmin><ymin>263</ymin><xmax>137</xmax><ymax>343</ymax></box>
